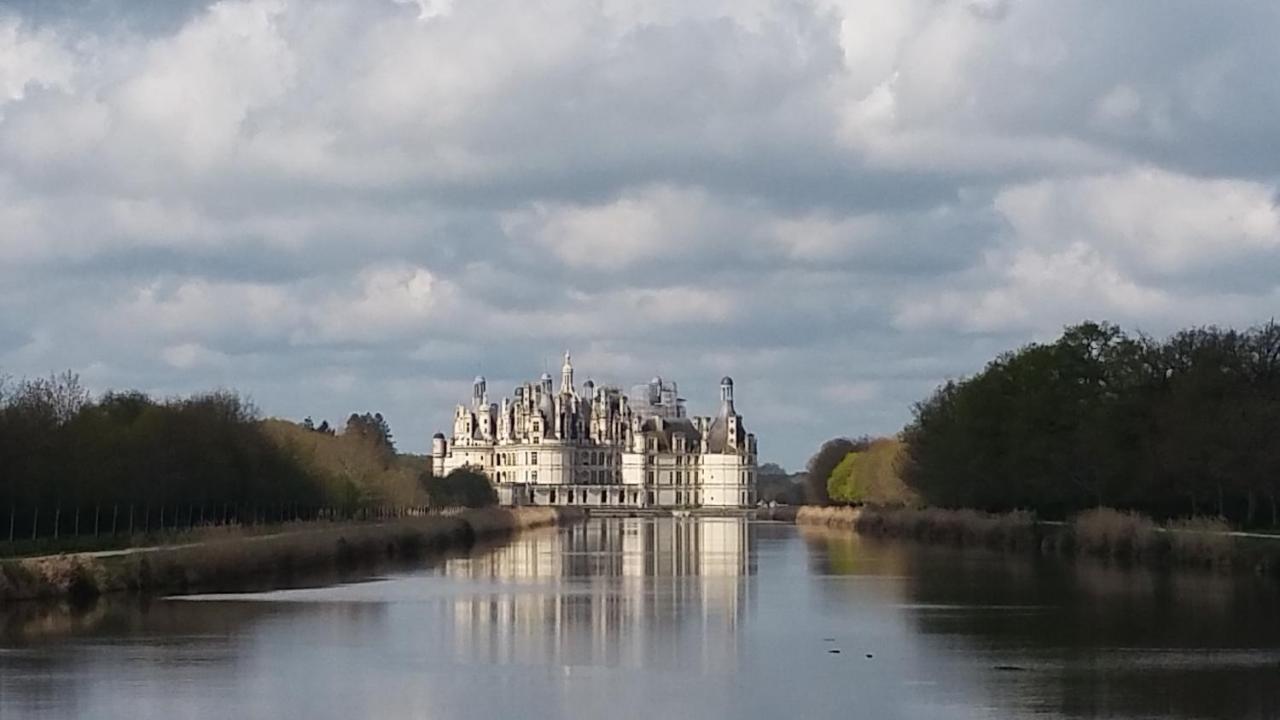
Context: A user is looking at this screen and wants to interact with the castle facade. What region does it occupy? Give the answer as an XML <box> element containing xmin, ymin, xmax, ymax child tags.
<box><xmin>431</xmin><ymin>354</ymin><xmax>757</xmax><ymax>508</ymax></box>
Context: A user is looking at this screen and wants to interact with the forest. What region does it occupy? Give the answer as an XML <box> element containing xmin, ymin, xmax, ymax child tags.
<box><xmin>899</xmin><ymin>321</ymin><xmax>1280</xmax><ymax>525</ymax></box>
<box><xmin>0</xmin><ymin>373</ymin><xmax>474</xmax><ymax>542</ymax></box>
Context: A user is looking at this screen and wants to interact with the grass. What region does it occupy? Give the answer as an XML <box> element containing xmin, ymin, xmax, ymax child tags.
<box><xmin>0</xmin><ymin>507</ymin><xmax>578</xmax><ymax>604</ymax></box>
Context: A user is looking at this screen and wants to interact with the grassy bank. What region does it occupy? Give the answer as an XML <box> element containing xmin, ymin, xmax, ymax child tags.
<box><xmin>789</xmin><ymin>505</ymin><xmax>1280</xmax><ymax>576</ymax></box>
<box><xmin>0</xmin><ymin>507</ymin><xmax>579</xmax><ymax>604</ymax></box>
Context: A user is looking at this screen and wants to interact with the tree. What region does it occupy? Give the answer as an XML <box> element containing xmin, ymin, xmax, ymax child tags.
<box><xmin>345</xmin><ymin>412</ymin><xmax>396</xmax><ymax>461</ymax></box>
<box><xmin>805</xmin><ymin>437</ymin><xmax>868</xmax><ymax>505</ymax></box>
<box><xmin>827</xmin><ymin>438</ymin><xmax>913</xmax><ymax>506</ymax></box>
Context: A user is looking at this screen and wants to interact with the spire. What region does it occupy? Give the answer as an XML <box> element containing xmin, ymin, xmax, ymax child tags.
<box><xmin>560</xmin><ymin>350</ymin><xmax>574</xmax><ymax>394</ymax></box>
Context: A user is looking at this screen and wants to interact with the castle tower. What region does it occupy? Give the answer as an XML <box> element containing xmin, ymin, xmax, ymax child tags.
<box><xmin>561</xmin><ymin>352</ymin><xmax>574</xmax><ymax>395</ymax></box>
<box><xmin>719</xmin><ymin>376</ymin><xmax>736</xmax><ymax>416</ymax></box>
<box><xmin>431</xmin><ymin>433</ymin><xmax>447</xmax><ymax>477</ymax></box>
<box><xmin>473</xmin><ymin>376</ymin><xmax>487</xmax><ymax>409</ymax></box>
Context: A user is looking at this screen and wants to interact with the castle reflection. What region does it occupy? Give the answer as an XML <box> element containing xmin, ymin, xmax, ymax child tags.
<box><xmin>438</xmin><ymin>517</ymin><xmax>756</xmax><ymax>670</ymax></box>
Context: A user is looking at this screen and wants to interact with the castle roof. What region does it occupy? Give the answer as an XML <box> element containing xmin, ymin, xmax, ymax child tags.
<box><xmin>704</xmin><ymin>415</ymin><xmax>746</xmax><ymax>453</ymax></box>
<box><xmin>638</xmin><ymin>416</ymin><xmax>701</xmax><ymax>452</ymax></box>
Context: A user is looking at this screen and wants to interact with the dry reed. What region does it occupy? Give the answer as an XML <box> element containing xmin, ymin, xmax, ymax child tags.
<box><xmin>1070</xmin><ymin>508</ymin><xmax>1164</xmax><ymax>560</ymax></box>
<box><xmin>0</xmin><ymin>507</ymin><xmax>576</xmax><ymax>603</ymax></box>
<box><xmin>796</xmin><ymin>505</ymin><xmax>1036</xmax><ymax>550</ymax></box>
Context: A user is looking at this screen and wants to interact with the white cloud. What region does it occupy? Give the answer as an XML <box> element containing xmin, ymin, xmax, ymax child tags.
<box><xmin>0</xmin><ymin>18</ymin><xmax>76</xmax><ymax>105</ymax></box>
<box><xmin>995</xmin><ymin>169</ymin><xmax>1280</xmax><ymax>277</ymax></box>
<box><xmin>895</xmin><ymin>244</ymin><xmax>1172</xmax><ymax>334</ymax></box>
<box><xmin>504</xmin><ymin>186</ymin><xmax>718</xmax><ymax>270</ymax></box>
<box><xmin>306</xmin><ymin>264</ymin><xmax>449</xmax><ymax>344</ymax></box>
<box><xmin>898</xmin><ymin>169</ymin><xmax>1280</xmax><ymax>335</ymax></box>
<box><xmin>162</xmin><ymin>342</ymin><xmax>231</xmax><ymax>369</ymax></box>
<box><xmin>112</xmin><ymin>0</ymin><xmax>295</xmax><ymax>173</ymax></box>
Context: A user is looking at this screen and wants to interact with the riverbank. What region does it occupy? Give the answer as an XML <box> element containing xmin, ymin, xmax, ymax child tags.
<box><xmin>0</xmin><ymin>507</ymin><xmax>580</xmax><ymax>603</ymax></box>
<box><xmin>776</xmin><ymin>505</ymin><xmax>1280</xmax><ymax>576</ymax></box>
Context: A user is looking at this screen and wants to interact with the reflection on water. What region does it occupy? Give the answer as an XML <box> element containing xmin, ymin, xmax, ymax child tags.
<box><xmin>802</xmin><ymin>526</ymin><xmax>1280</xmax><ymax>720</ymax></box>
<box><xmin>2</xmin><ymin>517</ymin><xmax>1278</xmax><ymax>719</ymax></box>
<box><xmin>442</xmin><ymin>518</ymin><xmax>753</xmax><ymax>671</ymax></box>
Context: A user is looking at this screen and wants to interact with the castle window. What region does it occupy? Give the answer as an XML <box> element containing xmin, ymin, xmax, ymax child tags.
<box><xmin>531</xmin><ymin>451</ymin><xmax>538</xmax><ymax>465</ymax></box>
<box><xmin>646</xmin><ymin>471</ymin><xmax>654</xmax><ymax>484</ymax></box>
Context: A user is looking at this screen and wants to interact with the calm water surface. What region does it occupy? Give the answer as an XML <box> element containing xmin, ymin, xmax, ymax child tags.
<box><xmin>3</xmin><ymin>517</ymin><xmax>1279</xmax><ymax>719</ymax></box>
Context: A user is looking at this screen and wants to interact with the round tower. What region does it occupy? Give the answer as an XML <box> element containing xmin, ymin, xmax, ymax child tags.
<box><xmin>431</xmin><ymin>432</ymin><xmax>447</xmax><ymax>477</ymax></box>
<box><xmin>720</xmin><ymin>376</ymin><xmax>736</xmax><ymax>415</ymax></box>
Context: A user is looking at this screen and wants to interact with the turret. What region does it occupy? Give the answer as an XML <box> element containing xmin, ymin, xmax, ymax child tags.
<box><xmin>472</xmin><ymin>376</ymin><xmax>487</xmax><ymax>409</ymax></box>
<box><xmin>719</xmin><ymin>376</ymin><xmax>736</xmax><ymax>417</ymax></box>
<box><xmin>561</xmin><ymin>352</ymin><xmax>574</xmax><ymax>395</ymax></box>
<box><xmin>431</xmin><ymin>433</ymin><xmax>447</xmax><ymax>477</ymax></box>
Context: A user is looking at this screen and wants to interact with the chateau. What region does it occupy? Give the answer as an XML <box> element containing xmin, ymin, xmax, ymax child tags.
<box><xmin>430</xmin><ymin>354</ymin><xmax>758</xmax><ymax>508</ymax></box>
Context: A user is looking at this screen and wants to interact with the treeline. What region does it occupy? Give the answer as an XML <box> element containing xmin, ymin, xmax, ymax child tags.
<box><xmin>0</xmin><ymin>375</ymin><xmax>319</xmax><ymax>518</ymax></box>
<box><xmin>901</xmin><ymin>322</ymin><xmax>1280</xmax><ymax>525</ymax></box>
<box><xmin>0</xmin><ymin>373</ymin><xmax>493</xmax><ymax>541</ymax></box>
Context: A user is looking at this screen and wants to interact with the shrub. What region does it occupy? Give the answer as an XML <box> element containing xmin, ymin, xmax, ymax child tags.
<box><xmin>426</xmin><ymin>469</ymin><xmax>498</xmax><ymax>509</ymax></box>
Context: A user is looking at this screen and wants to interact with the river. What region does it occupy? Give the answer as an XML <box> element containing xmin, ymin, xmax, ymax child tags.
<box><xmin>2</xmin><ymin>516</ymin><xmax>1278</xmax><ymax>719</ymax></box>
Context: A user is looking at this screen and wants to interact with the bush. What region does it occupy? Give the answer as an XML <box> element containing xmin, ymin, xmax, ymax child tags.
<box><xmin>426</xmin><ymin>469</ymin><xmax>498</xmax><ymax>509</ymax></box>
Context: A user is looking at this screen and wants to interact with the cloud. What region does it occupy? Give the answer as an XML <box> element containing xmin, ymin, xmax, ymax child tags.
<box><xmin>994</xmin><ymin>169</ymin><xmax>1280</xmax><ymax>278</ymax></box>
<box><xmin>897</xmin><ymin>169</ymin><xmax>1280</xmax><ymax>335</ymax></box>
<box><xmin>162</xmin><ymin>342</ymin><xmax>230</xmax><ymax>369</ymax></box>
<box><xmin>1</xmin><ymin>0</ymin><xmax>1279</xmax><ymax>468</ymax></box>
<box><xmin>0</xmin><ymin>17</ymin><xmax>75</xmax><ymax>104</ymax></box>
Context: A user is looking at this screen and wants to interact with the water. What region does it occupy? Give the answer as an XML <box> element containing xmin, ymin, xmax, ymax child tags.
<box><xmin>3</xmin><ymin>517</ymin><xmax>1279</xmax><ymax>719</ymax></box>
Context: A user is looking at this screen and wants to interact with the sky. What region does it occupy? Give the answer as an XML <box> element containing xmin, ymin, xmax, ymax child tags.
<box><xmin>1</xmin><ymin>0</ymin><xmax>1278</xmax><ymax>470</ymax></box>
